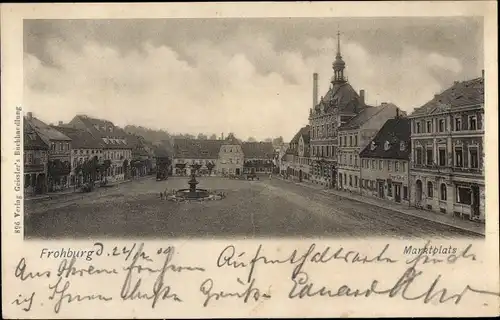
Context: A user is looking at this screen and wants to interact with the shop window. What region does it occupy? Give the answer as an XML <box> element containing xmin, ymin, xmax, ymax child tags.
<box><xmin>456</xmin><ymin>186</ymin><xmax>472</xmax><ymax>205</ymax></box>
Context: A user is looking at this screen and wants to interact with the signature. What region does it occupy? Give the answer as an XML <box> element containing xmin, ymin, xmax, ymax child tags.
<box><xmin>288</xmin><ymin>267</ymin><xmax>500</xmax><ymax>304</ymax></box>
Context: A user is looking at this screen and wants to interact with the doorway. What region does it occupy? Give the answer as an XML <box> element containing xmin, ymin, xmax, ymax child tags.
<box><xmin>378</xmin><ymin>180</ymin><xmax>385</xmax><ymax>198</ymax></box>
<box><xmin>236</xmin><ymin>168</ymin><xmax>241</xmax><ymax>175</ymax></box>
<box><xmin>394</xmin><ymin>183</ymin><xmax>401</xmax><ymax>203</ymax></box>
<box><xmin>415</xmin><ymin>180</ymin><xmax>423</xmax><ymax>205</ymax></box>
<box><xmin>471</xmin><ymin>185</ymin><xmax>480</xmax><ymax>217</ymax></box>
<box><xmin>299</xmin><ymin>170</ymin><xmax>303</xmax><ymax>182</ymax></box>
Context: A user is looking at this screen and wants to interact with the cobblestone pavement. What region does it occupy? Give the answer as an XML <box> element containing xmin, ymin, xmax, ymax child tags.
<box><xmin>24</xmin><ymin>176</ymin><xmax>483</xmax><ymax>239</ymax></box>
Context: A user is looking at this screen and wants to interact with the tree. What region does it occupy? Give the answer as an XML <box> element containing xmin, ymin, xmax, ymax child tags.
<box><xmin>247</xmin><ymin>137</ymin><xmax>257</xmax><ymax>142</ymax></box>
<box><xmin>272</xmin><ymin>136</ymin><xmax>284</xmax><ymax>146</ymax></box>
<box><xmin>206</xmin><ymin>161</ymin><xmax>215</xmax><ymax>175</ymax></box>
<box><xmin>197</xmin><ymin>133</ymin><xmax>208</xmax><ymax>140</ymax></box>
<box><xmin>264</xmin><ymin>138</ymin><xmax>273</xmax><ymax>143</ymax></box>
<box><xmin>209</xmin><ymin>134</ymin><xmax>217</xmax><ymax>140</ymax></box>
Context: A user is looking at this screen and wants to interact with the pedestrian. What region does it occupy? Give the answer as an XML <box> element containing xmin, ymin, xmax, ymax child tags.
<box><xmin>160</xmin><ymin>192</ymin><xmax>164</xmax><ymax>200</ymax></box>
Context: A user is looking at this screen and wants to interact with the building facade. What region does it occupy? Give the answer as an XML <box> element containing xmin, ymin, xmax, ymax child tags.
<box><xmin>53</xmin><ymin>126</ymin><xmax>104</xmax><ymax>187</ymax></box>
<box><xmin>308</xmin><ymin>32</ymin><xmax>369</xmax><ymax>188</ymax></box>
<box><xmin>218</xmin><ymin>134</ymin><xmax>244</xmax><ymax>175</ymax></box>
<box><xmin>69</xmin><ymin>115</ymin><xmax>133</xmax><ymax>183</ymax></box>
<box><xmin>409</xmin><ymin>75</ymin><xmax>485</xmax><ymax>221</ymax></box>
<box><xmin>23</xmin><ymin>120</ymin><xmax>49</xmax><ymax>196</ymax></box>
<box><xmin>25</xmin><ymin>113</ymin><xmax>72</xmax><ymax>192</ymax></box>
<box><xmin>360</xmin><ymin>117</ymin><xmax>411</xmax><ymax>205</ymax></box>
<box><xmin>242</xmin><ymin>142</ymin><xmax>275</xmax><ymax>174</ymax></box>
<box><xmin>173</xmin><ymin>138</ymin><xmax>221</xmax><ymax>176</ymax></box>
<box><xmin>337</xmin><ymin>103</ymin><xmax>403</xmax><ymax>192</ymax></box>
<box><xmin>283</xmin><ymin>126</ymin><xmax>311</xmax><ymax>181</ymax></box>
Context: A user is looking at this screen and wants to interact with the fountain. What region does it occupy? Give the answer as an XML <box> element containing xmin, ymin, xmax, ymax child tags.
<box><xmin>167</xmin><ymin>171</ymin><xmax>224</xmax><ymax>202</ymax></box>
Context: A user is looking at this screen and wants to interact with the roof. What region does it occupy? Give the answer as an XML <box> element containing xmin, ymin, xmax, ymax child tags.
<box><xmin>51</xmin><ymin>126</ymin><xmax>104</xmax><ymax>149</ymax></box>
<box><xmin>339</xmin><ymin>105</ymin><xmax>382</xmax><ymax>130</ymax></box>
<box><xmin>24</xmin><ymin>120</ymin><xmax>48</xmax><ymax>150</ymax></box>
<box><xmin>411</xmin><ymin>77</ymin><xmax>484</xmax><ymax>117</ymax></box>
<box><xmin>70</xmin><ymin>115</ymin><xmax>133</xmax><ymax>149</ymax></box>
<box><xmin>153</xmin><ymin>145</ymin><xmax>170</xmax><ymax>158</ymax></box>
<box><xmin>173</xmin><ymin>139</ymin><xmax>223</xmax><ymax>159</ymax></box>
<box><xmin>126</xmin><ymin>133</ymin><xmax>150</xmax><ymax>156</ymax></box>
<box><xmin>313</xmin><ymin>82</ymin><xmax>367</xmax><ymax>115</ymax></box>
<box><xmin>290</xmin><ymin>125</ymin><xmax>310</xmax><ymax>144</ymax></box>
<box><xmin>359</xmin><ymin>117</ymin><xmax>411</xmax><ymax>160</ymax></box>
<box><xmin>26</xmin><ymin>117</ymin><xmax>72</xmax><ymax>145</ymax></box>
<box><xmin>222</xmin><ymin>133</ymin><xmax>242</xmax><ymax>145</ymax></box>
<box><xmin>241</xmin><ymin>142</ymin><xmax>274</xmax><ymax>159</ymax></box>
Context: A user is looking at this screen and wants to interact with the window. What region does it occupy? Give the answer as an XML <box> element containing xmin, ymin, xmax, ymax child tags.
<box><xmin>361</xmin><ymin>179</ymin><xmax>364</xmax><ymax>188</ymax></box>
<box><xmin>440</xmin><ymin>184</ymin><xmax>447</xmax><ymax>201</ymax></box>
<box><xmin>415</xmin><ymin>148</ymin><xmax>423</xmax><ymax>165</ymax></box>
<box><xmin>354</xmin><ymin>136</ymin><xmax>358</xmax><ymax>146</ymax></box>
<box><xmin>395</xmin><ymin>161</ymin><xmax>400</xmax><ymax>172</ymax></box>
<box><xmin>387</xmin><ymin>183</ymin><xmax>392</xmax><ymax>197</ymax></box>
<box><xmin>426</xmin><ymin>121</ymin><xmax>432</xmax><ymax>133</ymax></box>
<box><xmin>349</xmin><ymin>175</ymin><xmax>352</xmax><ymax>187</ymax></box>
<box><xmin>469</xmin><ymin>147</ymin><xmax>478</xmax><ymax>168</ymax></box>
<box><xmin>427</xmin><ymin>182</ymin><xmax>434</xmax><ymax>198</ymax></box>
<box><xmin>455</xmin><ymin>118</ymin><xmax>462</xmax><ymax>131</ymax></box>
<box><xmin>426</xmin><ymin>149</ymin><xmax>433</xmax><ymax>166</ymax></box>
<box><xmin>349</xmin><ymin>155</ymin><xmax>353</xmax><ymax>165</ymax></box>
<box><xmin>349</xmin><ymin>136</ymin><xmax>353</xmax><ymax>146</ymax></box>
<box><xmin>354</xmin><ymin>176</ymin><xmax>358</xmax><ymax>187</ymax></box>
<box><xmin>439</xmin><ymin>148</ymin><xmax>446</xmax><ymax>166</ymax></box>
<box><xmin>456</xmin><ymin>186</ymin><xmax>472</xmax><ymax>205</ymax></box>
<box><xmin>355</xmin><ymin>155</ymin><xmax>358</xmax><ymax>167</ymax></box>
<box><xmin>400</xmin><ymin>142</ymin><xmax>406</xmax><ymax>151</ymax></box>
<box><xmin>402</xmin><ymin>162</ymin><xmax>406</xmax><ymax>172</ymax></box>
<box><xmin>371</xmin><ymin>160</ymin><xmax>376</xmax><ymax>169</ymax></box>
<box><xmin>455</xmin><ymin>147</ymin><xmax>463</xmax><ymax>167</ymax></box>
<box><xmin>403</xmin><ymin>186</ymin><xmax>408</xmax><ymax>200</ymax></box>
<box><xmin>388</xmin><ymin>160</ymin><xmax>392</xmax><ymax>171</ymax></box>
<box><xmin>439</xmin><ymin>119</ymin><xmax>445</xmax><ymax>132</ymax></box>
<box><xmin>27</xmin><ymin>153</ymin><xmax>33</xmax><ymax>164</ymax></box>
<box><xmin>469</xmin><ymin>115</ymin><xmax>477</xmax><ymax>130</ymax></box>
<box><xmin>379</xmin><ymin>160</ymin><xmax>383</xmax><ymax>170</ymax></box>
<box><xmin>416</xmin><ymin>122</ymin><xmax>421</xmax><ymax>133</ymax></box>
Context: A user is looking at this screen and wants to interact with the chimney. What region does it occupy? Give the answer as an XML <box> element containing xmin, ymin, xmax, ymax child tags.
<box><xmin>27</xmin><ymin>112</ymin><xmax>33</xmax><ymax>120</ymax></box>
<box><xmin>313</xmin><ymin>73</ymin><xmax>319</xmax><ymax>108</ymax></box>
<box><xmin>58</xmin><ymin>121</ymin><xmax>63</xmax><ymax>126</ymax></box>
<box><xmin>359</xmin><ymin>89</ymin><xmax>365</xmax><ymax>104</ymax></box>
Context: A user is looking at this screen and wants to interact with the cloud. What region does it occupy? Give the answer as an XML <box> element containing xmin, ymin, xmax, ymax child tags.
<box><xmin>24</xmin><ymin>34</ymin><xmax>464</xmax><ymax>141</ymax></box>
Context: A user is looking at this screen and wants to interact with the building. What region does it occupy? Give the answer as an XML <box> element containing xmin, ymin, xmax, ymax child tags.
<box><xmin>25</xmin><ymin>112</ymin><xmax>72</xmax><ymax>191</ymax></box>
<box><xmin>127</xmin><ymin>133</ymin><xmax>155</xmax><ymax>178</ymax></box>
<box><xmin>172</xmin><ymin>134</ymin><xmax>277</xmax><ymax>176</ymax></box>
<box><xmin>409</xmin><ymin>74</ymin><xmax>485</xmax><ymax>221</ymax></box>
<box><xmin>173</xmin><ymin>138</ymin><xmax>222</xmax><ymax>176</ymax></box>
<box><xmin>153</xmin><ymin>143</ymin><xmax>171</xmax><ymax>180</ymax></box>
<box><xmin>283</xmin><ymin>126</ymin><xmax>311</xmax><ymax>181</ymax></box>
<box><xmin>23</xmin><ymin>120</ymin><xmax>49</xmax><ymax>196</ymax></box>
<box><xmin>359</xmin><ymin>117</ymin><xmax>411</xmax><ymax>205</ymax></box>
<box><xmin>53</xmin><ymin>126</ymin><xmax>104</xmax><ymax>187</ymax></box>
<box><xmin>68</xmin><ymin>115</ymin><xmax>133</xmax><ymax>182</ymax></box>
<box><xmin>218</xmin><ymin>134</ymin><xmax>244</xmax><ymax>175</ymax></box>
<box><xmin>308</xmin><ymin>32</ymin><xmax>369</xmax><ymax>187</ymax></box>
<box><xmin>337</xmin><ymin>103</ymin><xmax>403</xmax><ymax>192</ymax></box>
<box><xmin>242</xmin><ymin>142</ymin><xmax>275</xmax><ymax>174</ymax></box>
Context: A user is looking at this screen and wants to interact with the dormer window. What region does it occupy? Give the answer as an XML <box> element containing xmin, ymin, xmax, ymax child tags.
<box><xmin>384</xmin><ymin>141</ymin><xmax>390</xmax><ymax>151</ymax></box>
<box><xmin>400</xmin><ymin>141</ymin><xmax>406</xmax><ymax>151</ymax></box>
<box><xmin>370</xmin><ymin>141</ymin><xmax>376</xmax><ymax>150</ymax></box>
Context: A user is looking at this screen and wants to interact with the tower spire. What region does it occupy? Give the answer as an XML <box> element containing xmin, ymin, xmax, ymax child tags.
<box><xmin>331</xmin><ymin>30</ymin><xmax>346</xmax><ymax>84</ymax></box>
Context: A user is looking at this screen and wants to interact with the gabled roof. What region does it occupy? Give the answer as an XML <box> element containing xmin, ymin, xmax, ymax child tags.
<box><xmin>24</xmin><ymin>120</ymin><xmax>48</xmax><ymax>150</ymax></box>
<box><xmin>359</xmin><ymin>117</ymin><xmax>411</xmax><ymax>160</ymax></box>
<box><xmin>241</xmin><ymin>142</ymin><xmax>274</xmax><ymax>159</ymax></box>
<box><xmin>51</xmin><ymin>126</ymin><xmax>104</xmax><ymax>149</ymax></box>
<box><xmin>222</xmin><ymin>133</ymin><xmax>242</xmax><ymax>145</ymax></box>
<box><xmin>69</xmin><ymin>115</ymin><xmax>133</xmax><ymax>149</ymax></box>
<box><xmin>173</xmin><ymin>139</ymin><xmax>222</xmax><ymax>159</ymax></box>
<box><xmin>339</xmin><ymin>105</ymin><xmax>381</xmax><ymax>130</ymax></box>
<box><xmin>290</xmin><ymin>125</ymin><xmax>310</xmax><ymax>144</ymax></box>
<box><xmin>411</xmin><ymin>77</ymin><xmax>484</xmax><ymax>117</ymax></box>
<box><xmin>26</xmin><ymin>117</ymin><xmax>72</xmax><ymax>145</ymax></box>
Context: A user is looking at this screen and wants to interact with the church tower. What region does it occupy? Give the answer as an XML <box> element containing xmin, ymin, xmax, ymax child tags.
<box><xmin>331</xmin><ymin>31</ymin><xmax>346</xmax><ymax>84</ymax></box>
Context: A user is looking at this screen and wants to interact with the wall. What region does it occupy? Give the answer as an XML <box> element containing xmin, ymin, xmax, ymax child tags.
<box><xmin>217</xmin><ymin>144</ymin><xmax>244</xmax><ymax>174</ymax></box>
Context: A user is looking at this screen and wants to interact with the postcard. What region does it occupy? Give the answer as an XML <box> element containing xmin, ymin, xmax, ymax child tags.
<box><xmin>1</xmin><ymin>2</ymin><xmax>499</xmax><ymax>318</ymax></box>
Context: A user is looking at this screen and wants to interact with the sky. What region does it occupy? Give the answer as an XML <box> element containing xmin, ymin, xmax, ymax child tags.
<box><xmin>24</xmin><ymin>17</ymin><xmax>483</xmax><ymax>141</ymax></box>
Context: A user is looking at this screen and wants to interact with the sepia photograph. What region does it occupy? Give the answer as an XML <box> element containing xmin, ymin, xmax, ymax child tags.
<box><xmin>22</xmin><ymin>16</ymin><xmax>485</xmax><ymax>239</ymax></box>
